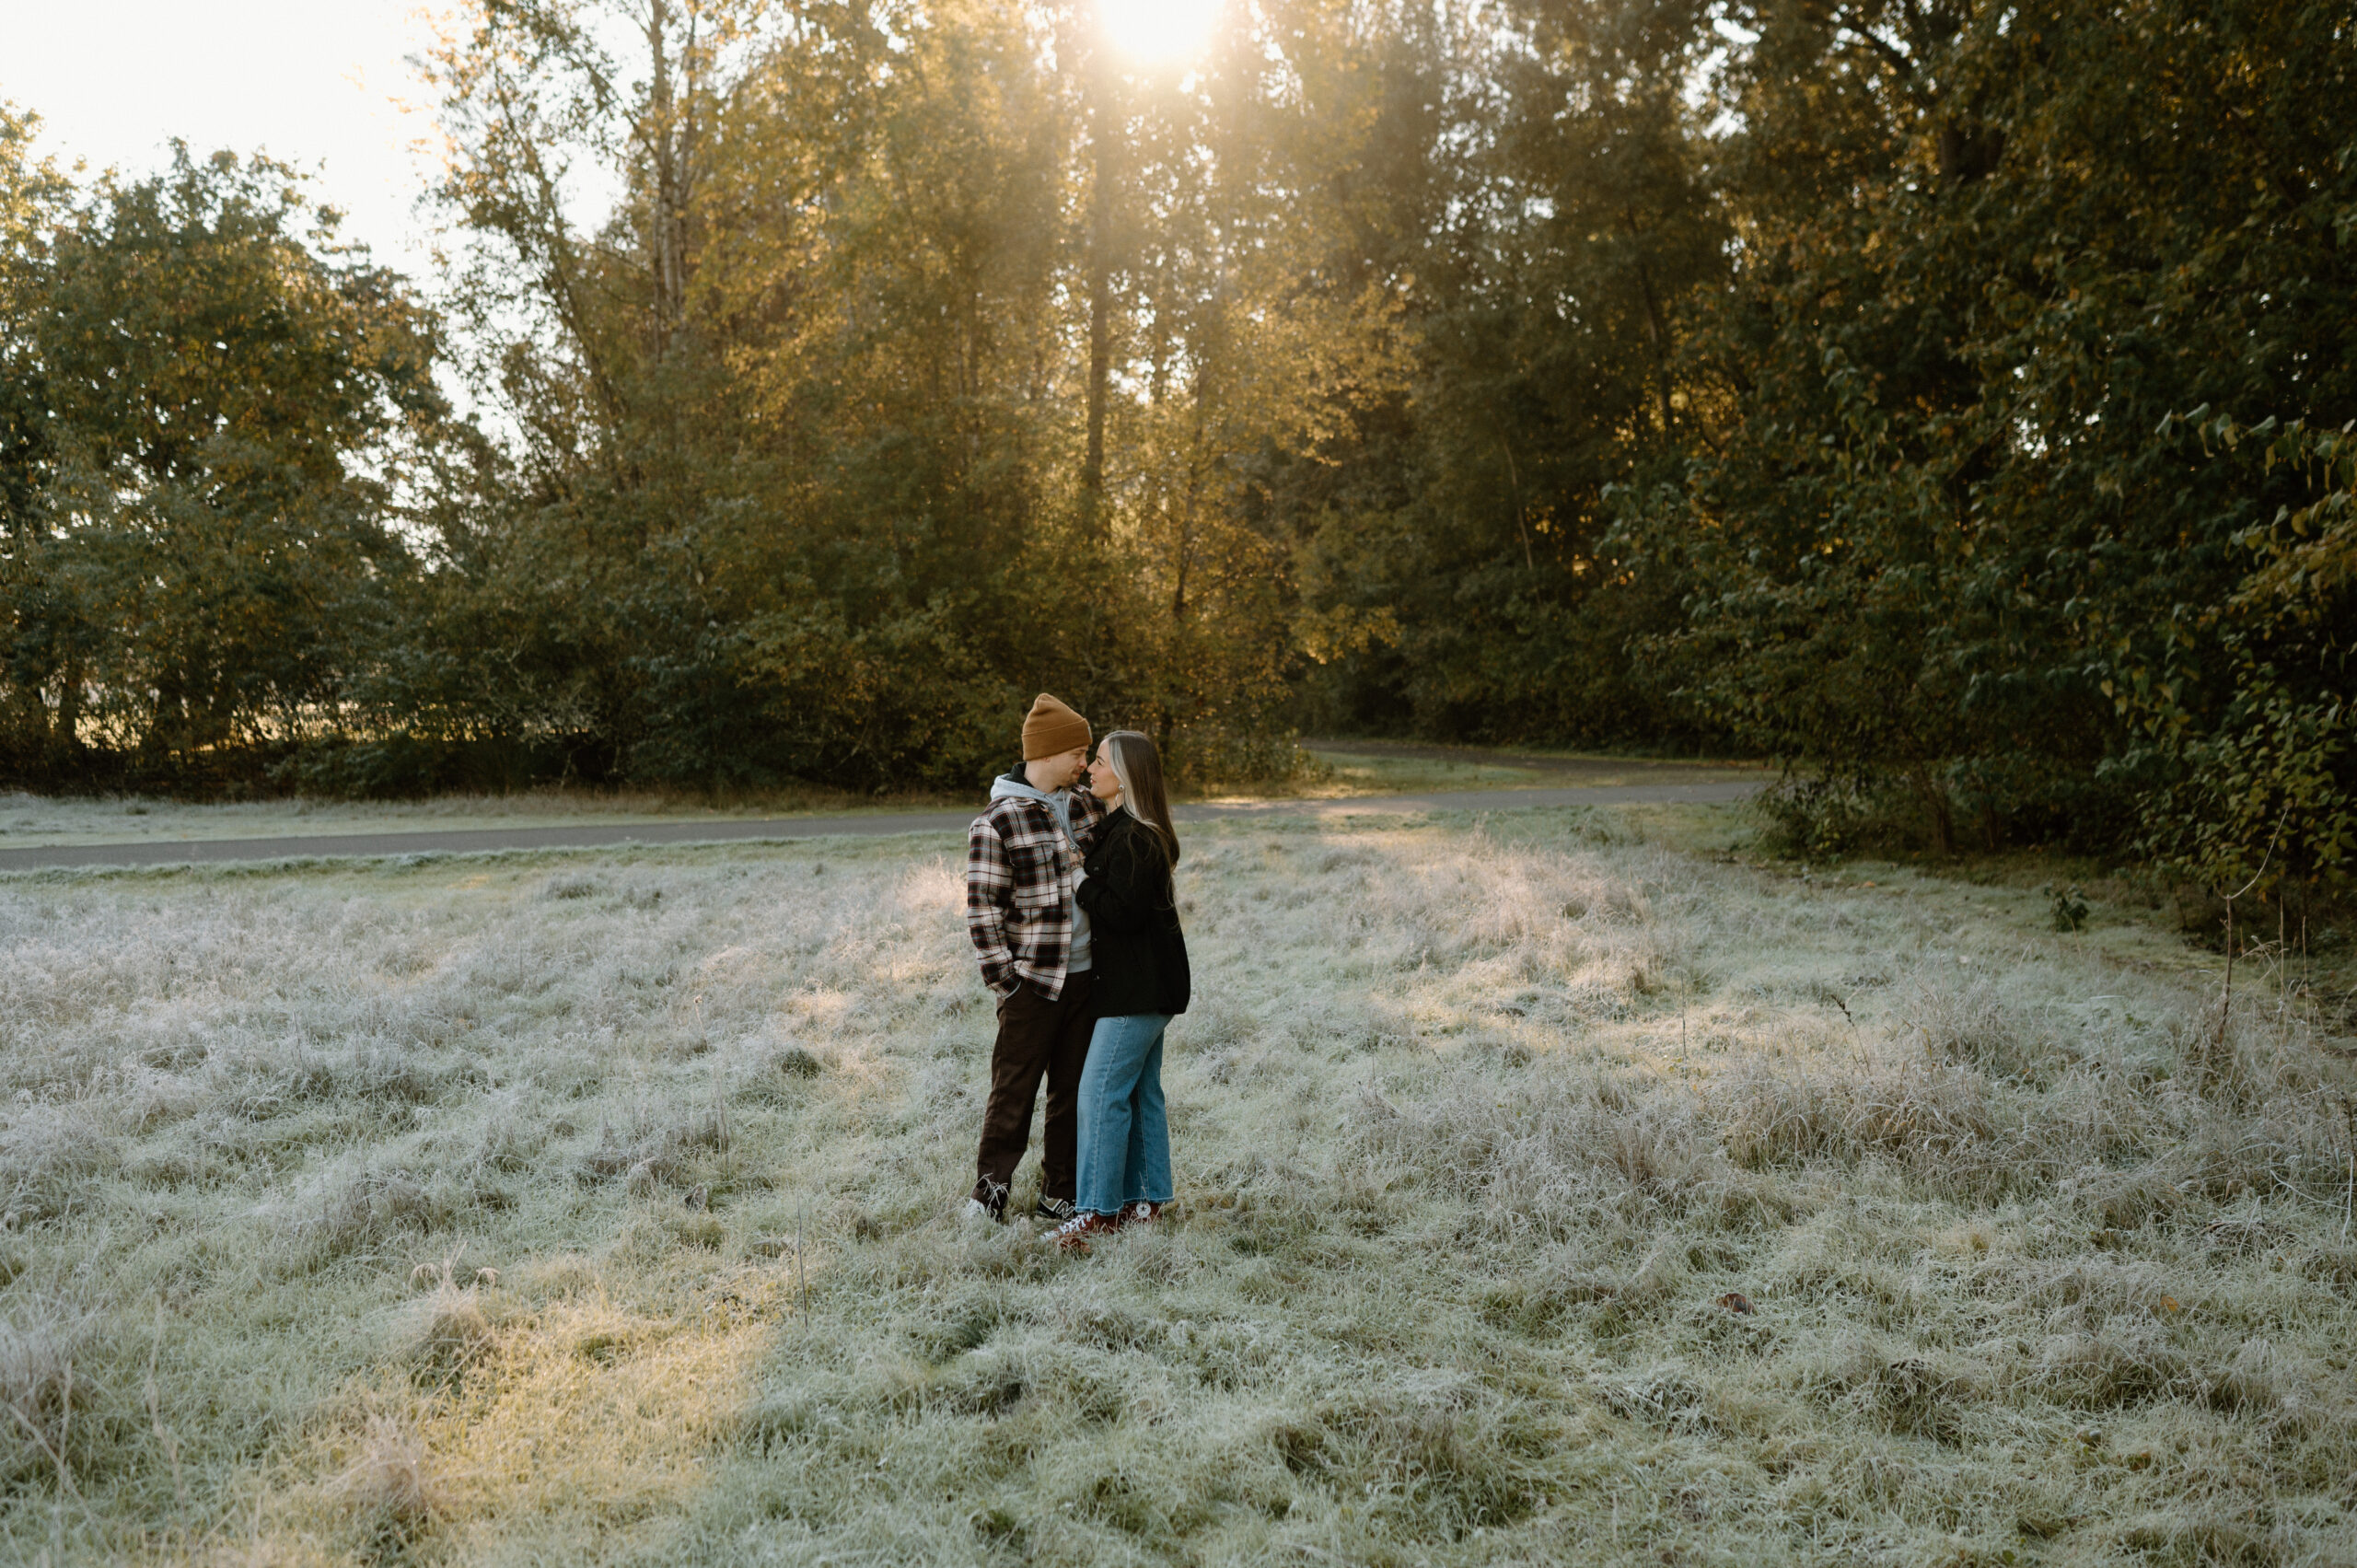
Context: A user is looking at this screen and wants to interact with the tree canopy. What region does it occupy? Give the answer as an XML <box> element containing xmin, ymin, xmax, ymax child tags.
<box><xmin>1</xmin><ymin>0</ymin><xmax>2350</xmax><ymax>900</ymax></box>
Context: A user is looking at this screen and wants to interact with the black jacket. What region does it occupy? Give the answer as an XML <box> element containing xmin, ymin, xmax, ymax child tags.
<box><xmin>1074</xmin><ymin>810</ymin><xmax>1190</xmax><ymax>1017</ymax></box>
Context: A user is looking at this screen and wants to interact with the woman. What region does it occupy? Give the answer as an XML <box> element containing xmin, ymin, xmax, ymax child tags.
<box><xmin>1053</xmin><ymin>730</ymin><xmax>1190</xmax><ymax>1252</ymax></box>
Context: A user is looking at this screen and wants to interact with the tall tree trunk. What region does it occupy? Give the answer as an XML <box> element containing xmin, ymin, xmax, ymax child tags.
<box><xmin>1081</xmin><ymin>53</ymin><xmax>1119</xmax><ymax>530</ymax></box>
<box><xmin>1499</xmin><ymin>433</ymin><xmax>1535</xmax><ymax>572</ymax></box>
<box><xmin>645</xmin><ymin>0</ymin><xmax>699</xmax><ymax>362</ymax></box>
<box><xmin>1173</xmin><ymin>366</ymin><xmax>1211</xmax><ymax>622</ymax></box>
<box><xmin>1618</xmin><ymin>204</ymin><xmax>1676</xmax><ymax>434</ymax></box>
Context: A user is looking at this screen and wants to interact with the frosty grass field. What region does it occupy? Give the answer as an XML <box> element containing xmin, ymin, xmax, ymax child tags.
<box><xmin>1</xmin><ymin>805</ymin><xmax>2351</xmax><ymax>1565</ymax></box>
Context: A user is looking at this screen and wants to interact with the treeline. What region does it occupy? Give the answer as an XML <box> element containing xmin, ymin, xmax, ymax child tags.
<box><xmin>1</xmin><ymin>0</ymin><xmax>2351</xmax><ymax>896</ymax></box>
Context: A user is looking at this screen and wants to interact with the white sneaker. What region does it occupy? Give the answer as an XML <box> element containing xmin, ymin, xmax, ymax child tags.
<box><xmin>964</xmin><ymin>1179</ymin><xmax>1009</xmax><ymax>1224</ymax></box>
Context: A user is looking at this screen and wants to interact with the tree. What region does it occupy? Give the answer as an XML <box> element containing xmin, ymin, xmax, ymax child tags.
<box><xmin>418</xmin><ymin>0</ymin><xmax>1421</xmax><ymax>787</ymax></box>
<box><xmin>1280</xmin><ymin>0</ymin><xmax>1728</xmax><ymax>746</ymax></box>
<box><xmin>1623</xmin><ymin>0</ymin><xmax>2357</xmax><ymax>860</ymax></box>
<box><xmin>0</xmin><ymin>105</ymin><xmax>75</xmax><ymax>774</ymax></box>
<box><xmin>0</xmin><ymin>137</ymin><xmax>444</xmax><ymax>786</ymax></box>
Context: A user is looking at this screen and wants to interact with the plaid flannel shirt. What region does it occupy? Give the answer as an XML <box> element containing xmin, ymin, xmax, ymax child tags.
<box><xmin>966</xmin><ymin>784</ymin><xmax>1109</xmax><ymax>1000</ymax></box>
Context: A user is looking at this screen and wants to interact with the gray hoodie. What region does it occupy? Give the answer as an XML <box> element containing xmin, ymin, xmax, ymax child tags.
<box><xmin>990</xmin><ymin>767</ymin><xmax>1092</xmax><ymax>973</ymax></box>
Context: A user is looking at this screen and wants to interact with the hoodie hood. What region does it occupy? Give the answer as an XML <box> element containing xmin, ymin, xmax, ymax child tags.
<box><xmin>991</xmin><ymin>766</ymin><xmax>1052</xmax><ymax>803</ymax></box>
<box><xmin>994</xmin><ymin>761</ymin><xmax>1093</xmax><ymax>804</ymax></box>
<box><xmin>992</xmin><ymin>768</ymin><xmax>1088</xmax><ymax>857</ymax></box>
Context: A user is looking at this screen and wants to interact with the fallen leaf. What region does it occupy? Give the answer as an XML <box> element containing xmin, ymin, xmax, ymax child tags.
<box><xmin>2158</xmin><ymin>1295</ymin><xmax>2180</xmax><ymax>1314</ymax></box>
<box><xmin>1716</xmin><ymin>1292</ymin><xmax>1755</xmax><ymax>1315</ymax></box>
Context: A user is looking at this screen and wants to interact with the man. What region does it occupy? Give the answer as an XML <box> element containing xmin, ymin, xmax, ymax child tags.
<box><xmin>964</xmin><ymin>692</ymin><xmax>1109</xmax><ymax>1223</ymax></box>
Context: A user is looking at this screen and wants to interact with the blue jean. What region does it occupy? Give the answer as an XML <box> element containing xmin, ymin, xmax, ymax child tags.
<box><xmin>1075</xmin><ymin>1013</ymin><xmax>1174</xmax><ymax>1217</ymax></box>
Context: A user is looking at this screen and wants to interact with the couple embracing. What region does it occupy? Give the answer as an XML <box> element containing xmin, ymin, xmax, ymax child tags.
<box><xmin>963</xmin><ymin>693</ymin><xmax>1190</xmax><ymax>1252</ymax></box>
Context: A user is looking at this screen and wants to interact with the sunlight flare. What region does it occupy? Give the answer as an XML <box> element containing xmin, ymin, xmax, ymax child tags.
<box><xmin>1101</xmin><ymin>0</ymin><xmax>1219</xmax><ymax>64</ymax></box>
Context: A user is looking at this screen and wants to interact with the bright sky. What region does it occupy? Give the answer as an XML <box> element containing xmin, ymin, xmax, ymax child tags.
<box><xmin>0</xmin><ymin>0</ymin><xmax>448</xmax><ymax>277</ymax></box>
<box><xmin>0</xmin><ymin>0</ymin><xmax>1217</xmax><ymax>284</ymax></box>
<box><xmin>1104</xmin><ymin>0</ymin><xmax>1219</xmax><ymax>64</ymax></box>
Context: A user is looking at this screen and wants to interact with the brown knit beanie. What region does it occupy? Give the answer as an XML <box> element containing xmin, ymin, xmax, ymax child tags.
<box><xmin>1021</xmin><ymin>693</ymin><xmax>1091</xmax><ymax>761</ymax></box>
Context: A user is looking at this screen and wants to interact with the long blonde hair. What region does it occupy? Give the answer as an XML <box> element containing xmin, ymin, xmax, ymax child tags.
<box><xmin>1098</xmin><ymin>730</ymin><xmax>1179</xmax><ymax>866</ymax></box>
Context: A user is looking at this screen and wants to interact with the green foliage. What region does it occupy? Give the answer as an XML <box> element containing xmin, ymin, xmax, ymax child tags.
<box><xmin>2121</xmin><ymin>413</ymin><xmax>2356</xmax><ymax>900</ymax></box>
<box><xmin>1283</xmin><ymin>0</ymin><xmax>1727</xmax><ymax>746</ymax></box>
<box><xmin>394</xmin><ymin>0</ymin><xmax>1389</xmax><ymax>789</ymax></box>
<box><xmin>1610</xmin><ymin>0</ymin><xmax>2356</xmax><ymax>885</ymax></box>
<box><xmin>0</xmin><ymin>116</ymin><xmax>445</xmax><ymax>788</ymax></box>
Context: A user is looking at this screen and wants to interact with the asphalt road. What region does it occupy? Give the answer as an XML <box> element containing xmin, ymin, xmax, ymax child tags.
<box><xmin>1298</xmin><ymin>738</ymin><xmax>1754</xmax><ymax>784</ymax></box>
<box><xmin>0</xmin><ymin>778</ymin><xmax>1760</xmax><ymax>872</ymax></box>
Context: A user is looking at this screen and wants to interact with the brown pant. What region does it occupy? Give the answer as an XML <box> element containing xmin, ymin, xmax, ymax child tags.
<box><xmin>974</xmin><ymin>971</ymin><xmax>1097</xmax><ymax>1204</ymax></box>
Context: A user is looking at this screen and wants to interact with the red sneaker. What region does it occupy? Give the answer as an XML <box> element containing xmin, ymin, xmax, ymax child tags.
<box><xmin>1053</xmin><ymin>1212</ymin><xmax>1119</xmax><ymax>1254</ymax></box>
<box><xmin>1119</xmin><ymin>1202</ymin><xmax>1164</xmax><ymax>1227</ymax></box>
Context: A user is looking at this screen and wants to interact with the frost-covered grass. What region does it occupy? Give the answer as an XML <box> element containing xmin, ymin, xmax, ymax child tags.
<box><xmin>1</xmin><ymin>810</ymin><xmax>2352</xmax><ymax>1565</ymax></box>
<box><xmin>0</xmin><ymin>785</ymin><xmax>911</xmax><ymax>849</ymax></box>
<box><xmin>1288</xmin><ymin>749</ymin><xmax>1546</xmax><ymax>795</ymax></box>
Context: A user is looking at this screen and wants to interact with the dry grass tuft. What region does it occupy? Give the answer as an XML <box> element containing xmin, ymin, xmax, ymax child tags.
<box><xmin>325</xmin><ymin>1411</ymin><xmax>441</xmax><ymax>1546</ymax></box>
<box><xmin>0</xmin><ymin>1292</ymin><xmax>94</xmax><ymax>1487</ymax></box>
<box><xmin>0</xmin><ymin>1100</ymin><xmax>115</xmax><ymax>1226</ymax></box>
<box><xmin>393</xmin><ymin>1261</ymin><xmax>498</xmax><ymax>1386</ymax></box>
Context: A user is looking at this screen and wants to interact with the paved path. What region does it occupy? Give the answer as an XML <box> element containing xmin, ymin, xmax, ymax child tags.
<box><xmin>1301</xmin><ymin>738</ymin><xmax>1756</xmax><ymax>786</ymax></box>
<box><xmin>0</xmin><ymin>779</ymin><xmax>1759</xmax><ymax>872</ymax></box>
